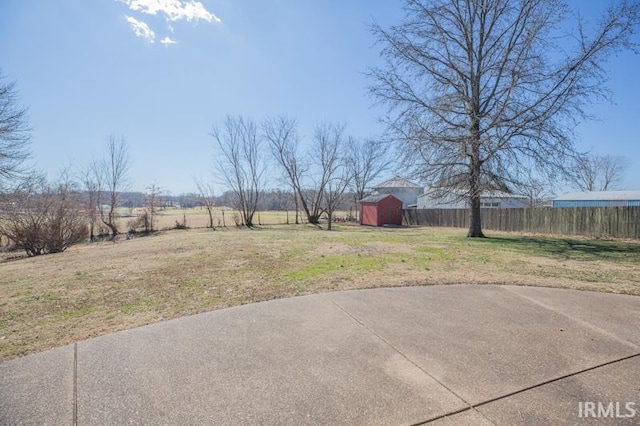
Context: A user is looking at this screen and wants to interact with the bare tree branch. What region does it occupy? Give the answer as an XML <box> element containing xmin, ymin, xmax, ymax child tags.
<box><xmin>346</xmin><ymin>137</ymin><xmax>393</xmax><ymax>216</ymax></box>
<box><xmin>144</xmin><ymin>182</ymin><xmax>162</xmax><ymax>232</ymax></box>
<box><xmin>369</xmin><ymin>0</ymin><xmax>639</xmax><ymax>237</ymax></box>
<box><xmin>264</xmin><ymin>117</ymin><xmax>351</xmax><ymax>227</ymax></box>
<box><xmin>80</xmin><ymin>160</ymin><xmax>101</xmax><ymax>241</ymax></box>
<box><xmin>572</xmin><ymin>153</ymin><xmax>627</xmax><ymax>191</ymax></box>
<box><xmin>195</xmin><ymin>177</ymin><xmax>216</xmax><ymax>229</ymax></box>
<box><xmin>212</xmin><ymin>116</ymin><xmax>266</xmax><ymax>227</ymax></box>
<box><xmin>263</xmin><ymin>115</ymin><xmax>306</xmax><ymax>224</ymax></box>
<box><xmin>97</xmin><ymin>136</ymin><xmax>130</xmax><ymax>238</ymax></box>
<box><xmin>314</xmin><ymin>123</ymin><xmax>350</xmax><ymax>230</ymax></box>
<box><xmin>0</xmin><ymin>70</ymin><xmax>31</xmax><ymax>187</ymax></box>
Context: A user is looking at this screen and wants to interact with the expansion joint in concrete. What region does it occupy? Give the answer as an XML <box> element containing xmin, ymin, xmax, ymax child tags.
<box><xmin>330</xmin><ymin>300</ymin><xmax>493</xmax><ymax>424</ymax></box>
<box><xmin>412</xmin><ymin>352</ymin><xmax>640</xmax><ymax>425</ymax></box>
<box><xmin>73</xmin><ymin>343</ymin><xmax>78</xmax><ymax>426</ymax></box>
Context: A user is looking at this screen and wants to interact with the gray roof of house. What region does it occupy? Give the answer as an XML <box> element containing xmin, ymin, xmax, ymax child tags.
<box><xmin>360</xmin><ymin>194</ymin><xmax>399</xmax><ymax>203</ymax></box>
<box><xmin>480</xmin><ymin>190</ymin><xmax>527</xmax><ymax>199</ymax></box>
<box><xmin>419</xmin><ymin>189</ymin><xmax>527</xmax><ymax>199</ymax></box>
<box><xmin>554</xmin><ymin>191</ymin><xmax>640</xmax><ymax>201</ymax></box>
<box><xmin>372</xmin><ymin>176</ymin><xmax>421</xmax><ymax>189</ymax></box>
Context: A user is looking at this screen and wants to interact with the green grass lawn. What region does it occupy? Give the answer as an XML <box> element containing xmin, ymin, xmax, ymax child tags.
<box><xmin>1</xmin><ymin>224</ymin><xmax>639</xmax><ymax>361</ymax></box>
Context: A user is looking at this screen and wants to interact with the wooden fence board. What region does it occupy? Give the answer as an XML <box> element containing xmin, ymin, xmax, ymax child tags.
<box><xmin>403</xmin><ymin>207</ymin><xmax>640</xmax><ymax>239</ymax></box>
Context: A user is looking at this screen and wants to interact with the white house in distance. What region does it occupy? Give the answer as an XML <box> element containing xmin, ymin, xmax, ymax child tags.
<box><xmin>553</xmin><ymin>191</ymin><xmax>640</xmax><ymax>207</ymax></box>
<box><xmin>417</xmin><ymin>189</ymin><xmax>528</xmax><ymax>209</ymax></box>
<box><xmin>371</xmin><ymin>176</ymin><xmax>423</xmax><ymax>209</ymax></box>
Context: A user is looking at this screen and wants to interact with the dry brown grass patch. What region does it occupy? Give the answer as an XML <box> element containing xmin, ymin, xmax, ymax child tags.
<box><xmin>1</xmin><ymin>225</ymin><xmax>639</xmax><ymax>361</ymax></box>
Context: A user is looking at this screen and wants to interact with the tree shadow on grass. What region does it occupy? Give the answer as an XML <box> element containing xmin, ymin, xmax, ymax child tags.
<box><xmin>478</xmin><ymin>235</ymin><xmax>640</xmax><ymax>262</ymax></box>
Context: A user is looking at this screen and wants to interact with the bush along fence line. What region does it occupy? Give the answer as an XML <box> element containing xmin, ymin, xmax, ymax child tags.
<box><xmin>403</xmin><ymin>207</ymin><xmax>640</xmax><ymax>239</ymax></box>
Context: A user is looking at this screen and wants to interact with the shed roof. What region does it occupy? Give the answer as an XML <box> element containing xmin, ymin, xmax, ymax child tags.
<box><xmin>372</xmin><ymin>176</ymin><xmax>421</xmax><ymax>189</ymax></box>
<box><xmin>360</xmin><ymin>194</ymin><xmax>399</xmax><ymax>203</ymax></box>
<box><xmin>554</xmin><ymin>190</ymin><xmax>640</xmax><ymax>201</ymax></box>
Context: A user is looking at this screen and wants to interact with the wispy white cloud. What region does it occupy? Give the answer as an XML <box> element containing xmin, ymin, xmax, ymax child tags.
<box><xmin>120</xmin><ymin>0</ymin><xmax>221</xmax><ymax>23</ymax></box>
<box><xmin>126</xmin><ymin>16</ymin><xmax>156</xmax><ymax>42</ymax></box>
<box><xmin>160</xmin><ymin>36</ymin><xmax>177</xmax><ymax>45</ymax></box>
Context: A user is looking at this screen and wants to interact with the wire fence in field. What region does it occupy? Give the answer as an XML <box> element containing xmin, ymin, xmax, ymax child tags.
<box><xmin>119</xmin><ymin>208</ymin><xmax>355</xmax><ymax>231</ymax></box>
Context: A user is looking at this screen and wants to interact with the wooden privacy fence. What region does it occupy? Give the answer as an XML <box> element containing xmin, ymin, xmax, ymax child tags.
<box><xmin>403</xmin><ymin>207</ymin><xmax>640</xmax><ymax>239</ymax></box>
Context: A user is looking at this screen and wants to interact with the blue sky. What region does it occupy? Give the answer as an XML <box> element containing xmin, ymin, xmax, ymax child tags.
<box><xmin>1</xmin><ymin>0</ymin><xmax>638</xmax><ymax>195</ymax></box>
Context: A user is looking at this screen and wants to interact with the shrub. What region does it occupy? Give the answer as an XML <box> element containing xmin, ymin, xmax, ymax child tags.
<box><xmin>127</xmin><ymin>212</ymin><xmax>150</xmax><ymax>234</ymax></box>
<box><xmin>0</xmin><ymin>179</ymin><xmax>88</xmax><ymax>256</ymax></box>
<box><xmin>174</xmin><ymin>213</ymin><xmax>188</xmax><ymax>230</ymax></box>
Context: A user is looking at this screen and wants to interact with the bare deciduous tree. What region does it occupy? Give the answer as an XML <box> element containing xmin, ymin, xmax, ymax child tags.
<box><xmin>572</xmin><ymin>153</ymin><xmax>627</xmax><ymax>191</ymax></box>
<box><xmin>80</xmin><ymin>161</ymin><xmax>101</xmax><ymax>241</ymax></box>
<box><xmin>346</xmin><ymin>137</ymin><xmax>392</xmax><ymax>217</ymax></box>
<box><xmin>0</xmin><ymin>70</ymin><xmax>31</xmax><ymax>187</ymax></box>
<box><xmin>265</xmin><ymin>119</ymin><xmax>352</xmax><ymax>227</ymax></box>
<box><xmin>144</xmin><ymin>182</ymin><xmax>162</xmax><ymax>232</ymax></box>
<box><xmin>370</xmin><ymin>0</ymin><xmax>639</xmax><ymax>237</ymax></box>
<box><xmin>313</xmin><ymin>124</ymin><xmax>350</xmax><ymax>230</ymax></box>
<box><xmin>518</xmin><ymin>173</ymin><xmax>556</xmax><ymax>207</ymax></box>
<box><xmin>263</xmin><ymin>115</ymin><xmax>305</xmax><ymax>224</ymax></box>
<box><xmin>97</xmin><ymin>136</ymin><xmax>130</xmax><ymax>238</ymax></box>
<box><xmin>211</xmin><ymin>116</ymin><xmax>265</xmax><ymax>227</ymax></box>
<box><xmin>195</xmin><ymin>177</ymin><xmax>216</xmax><ymax>229</ymax></box>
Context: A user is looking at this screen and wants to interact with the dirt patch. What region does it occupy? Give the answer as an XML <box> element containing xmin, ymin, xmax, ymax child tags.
<box><xmin>311</xmin><ymin>241</ymin><xmax>414</xmax><ymax>257</ymax></box>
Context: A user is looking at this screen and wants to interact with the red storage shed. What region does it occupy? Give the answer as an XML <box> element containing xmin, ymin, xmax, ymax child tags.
<box><xmin>359</xmin><ymin>194</ymin><xmax>403</xmax><ymax>226</ymax></box>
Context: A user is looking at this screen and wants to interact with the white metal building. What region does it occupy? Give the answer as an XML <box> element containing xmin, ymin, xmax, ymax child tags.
<box><xmin>553</xmin><ymin>191</ymin><xmax>640</xmax><ymax>208</ymax></box>
<box><xmin>371</xmin><ymin>176</ymin><xmax>423</xmax><ymax>209</ymax></box>
<box><xmin>417</xmin><ymin>189</ymin><xmax>528</xmax><ymax>209</ymax></box>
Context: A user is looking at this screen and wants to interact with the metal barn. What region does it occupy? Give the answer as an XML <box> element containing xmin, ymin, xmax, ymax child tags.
<box><xmin>371</xmin><ymin>176</ymin><xmax>423</xmax><ymax>209</ymax></box>
<box><xmin>417</xmin><ymin>189</ymin><xmax>528</xmax><ymax>209</ymax></box>
<box><xmin>360</xmin><ymin>194</ymin><xmax>403</xmax><ymax>227</ymax></box>
<box><xmin>553</xmin><ymin>191</ymin><xmax>640</xmax><ymax>207</ymax></box>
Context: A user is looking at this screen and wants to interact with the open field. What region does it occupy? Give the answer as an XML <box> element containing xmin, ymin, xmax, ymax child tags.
<box><xmin>116</xmin><ymin>207</ymin><xmax>353</xmax><ymax>231</ymax></box>
<box><xmin>1</xmin><ymin>224</ymin><xmax>639</xmax><ymax>361</ymax></box>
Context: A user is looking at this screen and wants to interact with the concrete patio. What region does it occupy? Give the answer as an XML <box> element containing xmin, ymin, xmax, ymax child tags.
<box><xmin>2</xmin><ymin>285</ymin><xmax>639</xmax><ymax>425</ymax></box>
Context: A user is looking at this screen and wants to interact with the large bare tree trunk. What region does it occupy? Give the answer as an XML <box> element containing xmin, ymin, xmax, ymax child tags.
<box><xmin>468</xmin><ymin>118</ymin><xmax>485</xmax><ymax>238</ymax></box>
<box><xmin>468</xmin><ymin>194</ymin><xmax>484</xmax><ymax>238</ymax></box>
<box><xmin>468</xmin><ymin>153</ymin><xmax>485</xmax><ymax>238</ymax></box>
<box><xmin>104</xmin><ymin>219</ymin><xmax>118</xmax><ymax>239</ymax></box>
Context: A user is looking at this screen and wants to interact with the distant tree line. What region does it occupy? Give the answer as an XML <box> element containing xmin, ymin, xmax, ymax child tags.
<box><xmin>175</xmin><ymin>188</ymin><xmax>357</xmax><ymax>215</ymax></box>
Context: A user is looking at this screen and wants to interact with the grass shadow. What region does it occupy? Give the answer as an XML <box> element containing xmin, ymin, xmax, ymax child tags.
<box><xmin>477</xmin><ymin>235</ymin><xmax>640</xmax><ymax>262</ymax></box>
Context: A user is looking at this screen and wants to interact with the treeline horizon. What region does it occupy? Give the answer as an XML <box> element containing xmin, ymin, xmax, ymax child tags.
<box><xmin>79</xmin><ymin>188</ymin><xmax>363</xmax><ymax>213</ymax></box>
